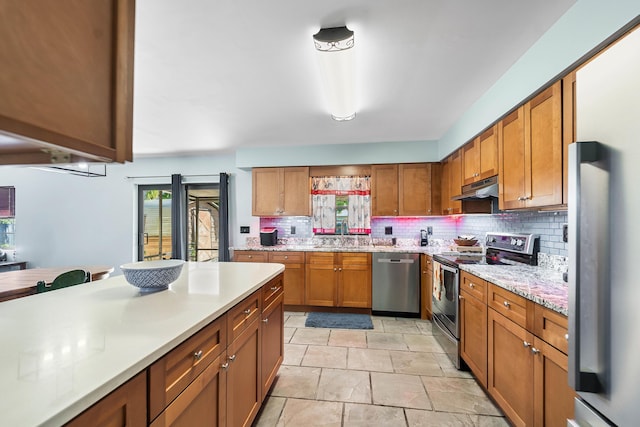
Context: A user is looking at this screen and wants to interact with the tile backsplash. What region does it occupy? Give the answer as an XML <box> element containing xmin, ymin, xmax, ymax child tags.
<box><xmin>259</xmin><ymin>210</ymin><xmax>568</xmax><ymax>256</ymax></box>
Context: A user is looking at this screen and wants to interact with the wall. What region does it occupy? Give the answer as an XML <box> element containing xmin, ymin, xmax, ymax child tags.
<box><xmin>260</xmin><ymin>210</ymin><xmax>568</xmax><ymax>256</ymax></box>
<box><xmin>0</xmin><ymin>154</ymin><xmax>253</xmax><ymax>273</ymax></box>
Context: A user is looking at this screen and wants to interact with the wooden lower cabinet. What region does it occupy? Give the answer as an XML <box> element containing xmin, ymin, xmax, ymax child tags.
<box><xmin>488</xmin><ymin>308</ymin><xmax>535</xmax><ymax>426</ymax></box>
<box><xmin>488</xmin><ymin>307</ymin><xmax>573</xmax><ymax>427</ymax></box>
<box><xmin>305</xmin><ymin>252</ymin><xmax>371</xmax><ymax>308</ymax></box>
<box><xmin>269</xmin><ymin>252</ymin><xmax>305</xmax><ymax>306</ymax></box>
<box><xmin>261</xmin><ymin>284</ymin><xmax>284</xmax><ymax>399</ymax></box>
<box><xmin>460</xmin><ymin>288</ymin><xmax>488</xmax><ymax>388</ymax></box>
<box><xmin>420</xmin><ymin>255</ymin><xmax>433</xmax><ymax>320</ymax></box>
<box><xmin>65</xmin><ymin>371</ymin><xmax>147</xmax><ymax>427</ymax></box>
<box><xmin>226</xmin><ymin>318</ymin><xmax>261</xmax><ymax>427</ymax></box>
<box><xmin>150</xmin><ymin>354</ymin><xmax>226</xmax><ymax>427</ymax></box>
<box><xmin>73</xmin><ymin>274</ymin><xmax>285</xmax><ymax>427</ymax></box>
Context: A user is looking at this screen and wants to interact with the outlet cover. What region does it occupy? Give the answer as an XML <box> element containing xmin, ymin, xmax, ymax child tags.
<box><xmin>385</xmin><ymin>226</ymin><xmax>393</xmax><ymax>235</ymax></box>
<box><xmin>427</xmin><ymin>226</ymin><xmax>433</xmax><ymax>235</ymax></box>
<box><xmin>291</xmin><ymin>226</ymin><xmax>296</xmax><ymax>234</ymax></box>
<box><xmin>563</xmin><ymin>224</ymin><xmax>568</xmax><ymax>243</ymax></box>
<box><xmin>240</xmin><ymin>226</ymin><xmax>250</xmax><ymax>234</ymax></box>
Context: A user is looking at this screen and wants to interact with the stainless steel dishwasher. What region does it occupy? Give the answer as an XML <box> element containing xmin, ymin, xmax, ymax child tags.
<box><xmin>372</xmin><ymin>252</ymin><xmax>420</xmax><ymax>317</ymax></box>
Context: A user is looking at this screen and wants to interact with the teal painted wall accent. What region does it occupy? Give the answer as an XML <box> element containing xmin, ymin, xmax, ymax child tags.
<box><xmin>438</xmin><ymin>1</ymin><xmax>640</xmax><ymax>159</ymax></box>
<box><xmin>235</xmin><ymin>139</ymin><xmax>439</xmax><ymax>168</ymax></box>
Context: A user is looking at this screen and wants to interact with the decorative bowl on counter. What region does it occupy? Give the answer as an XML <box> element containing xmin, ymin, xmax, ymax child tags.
<box><xmin>120</xmin><ymin>259</ymin><xmax>185</xmax><ymax>292</ymax></box>
<box><xmin>454</xmin><ymin>238</ymin><xmax>478</xmax><ymax>246</ymax></box>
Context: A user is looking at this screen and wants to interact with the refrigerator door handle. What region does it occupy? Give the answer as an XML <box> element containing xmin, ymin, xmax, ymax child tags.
<box><xmin>568</xmin><ymin>141</ymin><xmax>607</xmax><ymax>394</ymax></box>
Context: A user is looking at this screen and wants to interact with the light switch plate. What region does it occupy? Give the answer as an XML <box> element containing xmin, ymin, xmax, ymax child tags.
<box><xmin>385</xmin><ymin>226</ymin><xmax>393</xmax><ymax>235</ymax></box>
<box><xmin>562</xmin><ymin>224</ymin><xmax>568</xmax><ymax>242</ymax></box>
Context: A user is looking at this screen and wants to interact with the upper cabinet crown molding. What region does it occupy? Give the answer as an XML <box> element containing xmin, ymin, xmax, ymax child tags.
<box><xmin>0</xmin><ymin>0</ymin><xmax>135</xmax><ymax>165</ymax></box>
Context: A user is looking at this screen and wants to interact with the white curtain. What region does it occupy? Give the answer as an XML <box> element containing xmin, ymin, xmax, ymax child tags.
<box><xmin>311</xmin><ymin>176</ymin><xmax>370</xmax><ymax>234</ymax></box>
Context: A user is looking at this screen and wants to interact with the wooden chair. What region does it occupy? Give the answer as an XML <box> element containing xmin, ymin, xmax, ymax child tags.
<box><xmin>36</xmin><ymin>269</ymin><xmax>91</xmax><ymax>293</ymax></box>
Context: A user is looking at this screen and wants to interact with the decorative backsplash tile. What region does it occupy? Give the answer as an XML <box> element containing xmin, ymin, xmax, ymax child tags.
<box><xmin>259</xmin><ymin>210</ymin><xmax>568</xmax><ymax>257</ymax></box>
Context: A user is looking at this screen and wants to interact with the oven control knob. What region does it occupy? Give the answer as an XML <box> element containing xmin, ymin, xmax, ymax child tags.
<box><xmin>510</xmin><ymin>238</ymin><xmax>517</xmax><ymax>246</ymax></box>
<box><xmin>516</xmin><ymin>239</ymin><xmax>524</xmax><ymax>247</ymax></box>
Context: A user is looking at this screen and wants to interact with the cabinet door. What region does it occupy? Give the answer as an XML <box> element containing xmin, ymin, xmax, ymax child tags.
<box><xmin>252</xmin><ymin>168</ymin><xmax>282</xmax><ymax>216</ymax></box>
<box><xmin>371</xmin><ymin>164</ymin><xmax>399</xmax><ymax>216</ymax></box>
<box><xmin>261</xmin><ymin>291</ymin><xmax>284</xmax><ymax>399</ymax></box>
<box><xmin>498</xmin><ymin>107</ymin><xmax>527</xmax><ymax>210</ymax></box>
<box><xmin>524</xmin><ymin>81</ymin><xmax>562</xmax><ymax>208</ymax></box>
<box><xmin>488</xmin><ymin>309</ymin><xmax>534</xmax><ymax>427</ymax></box>
<box><xmin>562</xmin><ymin>72</ymin><xmax>576</xmax><ymax>205</ymax></box>
<box><xmin>338</xmin><ymin>253</ymin><xmax>371</xmax><ymax>308</ymax></box>
<box><xmin>420</xmin><ymin>255</ymin><xmax>433</xmax><ymax>320</ymax></box>
<box><xmin>440</xmin><ymin>157</ymin><xmax>451</xmax><ymax>214</ymax></box>
<box><xmin>479</xmin><ymin>125</ymin><xmax>499</xmax><ymax>179</ymax></box>
<box><xmin>398</xmin><ymin>163</ymin><xmax>433</xmax><ymax>215</ymax></box>
<box><xmin>149</xmin><ymin>355</ymin><xmax>226</xmax><ymax>427</ymax></box>
<box><xmin>66</xmin><ymin>371</ymin><xmax>146</xmax><ymax>427</ymax></box>
<box><xmin>449</xmin><ymin>150</ymin><xmax>463</xmax><ymax>213</ymax></box>
<box><xmin>462</xmin><ymin>139</ymin><xmax>480</xmax><ymax>185</ymax></box>
<box><xmin>282</xmin><ymin>167</ymin><xmax>310</xmax><ymax>215</ymax></box>
<box><xmin>533</xmin><ymin>337</ymin><xmax>575</xmax><ymax>427</ymax></box>
<box><xmin>227</xmin><ymin>319</ymin><xmax>261</xmax><ymax>427</ymax></box>
<box><xmin>269</xmin><ymin>252</ymin><xmax>305</xmax><ymax>306</ymax></box>
<box><xmin>460</xmin><ymin>290</ymin><xmax>488</xmax><ymax>388</ymax></box>
<box><xmin>0</xmin><ymin>0</ymin><xmax>134</xmax><ymax>164</ymax></box>
<box><xmin>305</xmin><ymin>253</ymin><xmax>337</xmax><ymax>306</ymax></box>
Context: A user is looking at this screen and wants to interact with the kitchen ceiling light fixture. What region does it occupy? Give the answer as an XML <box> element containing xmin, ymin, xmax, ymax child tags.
<box><xmin>313</xmin><ymin>26</ymin><xmax>355</xmax><ymax>121</ymax></box>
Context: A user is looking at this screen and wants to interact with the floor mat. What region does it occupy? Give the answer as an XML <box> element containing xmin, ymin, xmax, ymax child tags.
<box><xmin>304</xmin><ymin>312</ymin><xmax>374</xmax><ymax>329</ymax></box>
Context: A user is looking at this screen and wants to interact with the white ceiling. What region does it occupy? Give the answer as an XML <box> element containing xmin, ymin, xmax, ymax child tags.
<box><xmin>132</xmin><ymin>0</ymin><xmax>575</xmax><ymax>157</ymax></box>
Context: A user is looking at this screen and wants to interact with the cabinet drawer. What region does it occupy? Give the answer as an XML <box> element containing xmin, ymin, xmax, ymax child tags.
<box><xmin>269</xmin><ymin>251</ymin><xmax>304</xmax><ymax>263</ymax></box>
<box><xmin>488</xmin><ymin>284</ymin><xmax>528</xmax><ymax>328</ymax></box>
<box><xmin>262</xmin><ymin>275</ymin><xmax>284</xmax><ymax>312</ymax></box>
<box><xmin>534</xmin><ymin>304</ymin><xmax>569</xmax><ymax>354</ymax></box>
<box><xmin>340</xmin><ymin>252</ymin><xmax>371</xmax><ymax>265</ymax></box>
<box><xmin>149</xmin><ymin>315</ymin><xmax>227</xmax><ymax>421</ymax></box>
<box><xmin>306</xmin><ymin>252</ymin><xmax>335</xmax><ymax>265</ymax></box>
<box><xmin>227</xmin><ymin>290</ymin><xmax>261</xmax><ymax>342</ymax></box>
<box><xmin>460</xmin><ymin>271</ymin><xmax>487</xmax><ymax>303</ymax></box>
<box><xmin>234</xmin><ymin>251</ymin><xmax>268</xmax><ymax>262</ymax></box>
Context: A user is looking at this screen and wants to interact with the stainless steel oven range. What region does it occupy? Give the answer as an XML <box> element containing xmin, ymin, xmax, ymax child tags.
<box><xmin>431</xmin><ymin>232</ymin><xmax>540</xmax><ymax>369</ymax></box>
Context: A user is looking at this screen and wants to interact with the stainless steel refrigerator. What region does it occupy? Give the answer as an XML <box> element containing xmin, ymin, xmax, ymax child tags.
<box><xmin>568</xmin><ymin>21</ymin><xmax>640</xmax><ymax>426</ymax></box>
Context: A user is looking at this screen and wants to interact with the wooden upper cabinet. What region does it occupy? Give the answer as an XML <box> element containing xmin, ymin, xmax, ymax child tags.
<box><xmin>398</xmin><ymin>163</ymin><xmax>441</xmax><ymax>216</ymax></box>
<box><xmin>252</xmin><ymin>167</ymin><xmax>310</xmax><ymax>216</ymax></box>
<box><xmin>441</xmin><ymin>151</ymin><xmax>462</xmax><ymax>215</ymax></box>
<box><xmin>371</xmin><ymin>164</ymin><xmax>399</xmax><ymax>216</ymax></box>
<box><xmin>373</xmin><ymin>163</ymin><xmax>441</xmax><ymax>216</ymax></box>
<box><xmin>462</xmin><ymin>125</ymin><xmax>498</xmax><ymax>185</ymax></box>
<box><xmin>562</xmin><ymin>71</ymin><xmax>576</xmax><ymax>205</ymax></box>
<box><xmin>0</xmin><ymin>0</ymin><xmax>134</xmax><ymax>165</ymax></box>
<box><xmin>499</xmin><ymin>82</ymin><xmax>563</xmax><ymax>210</ymax></box>
<box><xmin>525</xmin><ymin>82</ymin><xmax>563</xmax><ymax>208</ymax></box>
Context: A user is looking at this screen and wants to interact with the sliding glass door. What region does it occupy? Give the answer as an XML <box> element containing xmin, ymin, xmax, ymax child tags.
<box><xmin>138</xmin><ymin>182</ymin><xmax>220</xmax><ymax>262</ymax></box>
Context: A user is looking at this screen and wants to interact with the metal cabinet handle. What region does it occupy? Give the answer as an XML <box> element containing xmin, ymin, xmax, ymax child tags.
<box><xmin>193</xmin><ymin>350</ymin><xmax>203</xmax><ymax>360</ymax></box>
<box><xmin>271</xmin><ymin>286</ymin><xmax>279</xmax><ymax>291</ymax></box>
<box><xmin>262</xmin><ymin>318</ymin><xmax>269</xmax><ymax>323</ymax></box>
<box><xmin>338</xmin><ymin>267</ymin><xmax>342</xmax><ymax>272</ymax></box>
<box><xmin>523</xmin><ymin>341</ymin><xmax>531</xmax><ymax>348</ymax></box>
<box><xmin>243</xmin><ymin>308</ymin><xmax>252</xmax><ymax>315</ymax></box>
<box><xmin>458</xmin><ymin>295</ymin><xmax>464</xmax><ymax>300</ymax></box>
<box><xmin>221</xmin><ymin>362</ymin><xmax>229</xmax><ymax>370</ymax></box>
<box><xmin>531</xmin><ymin>347</ymin><xmax>541</xmax><ymax>355</ymax></box>
<box><xmin>503</xmin><ymin>301</ymin><xmax>510</xmax><ymax>308</ymax></box>
<box><xmin>468</xmin><ymin>283</ymin><xmax>475</xmax><ymax>288</ymax></box>
<box><xmin>228</xmin><ymin>354</ymin><xmax>236</xmax><ymax>362</ymax></box>
<box><xmin>334</xmin><ymin>267</ymin><xmax>337</xmax><ymax>272</ymax></box>
<box><xmin>284</xmin><ymin>255</ymin><xmax>288</xmax><ymax>259</ymax></box>
<box><xmin>248</xmin><ymin>255</ymin><xmax>252</xmax><ymax>259</ymax></box>
<box><xmin>565</xmin><ymin>333</ymin><xmax>569</xmax><ymax>341</ymax></box>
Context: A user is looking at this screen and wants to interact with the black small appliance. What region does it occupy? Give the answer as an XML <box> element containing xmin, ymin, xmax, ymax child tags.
<box><xmin>420</xmin><ymin>229</ymin><xmax>428</xmax><ymax>246</ymax></box>
<box><xmin>259</xmin><ymin>228</ymin><xmax>278</xmax><ymax>246</ymax></box>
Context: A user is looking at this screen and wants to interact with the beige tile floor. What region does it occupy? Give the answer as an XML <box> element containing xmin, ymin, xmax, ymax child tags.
<box><xmin>253</xmin><ymin>312</ymin><xmax>509</xmax><ymax>427</ymax></box>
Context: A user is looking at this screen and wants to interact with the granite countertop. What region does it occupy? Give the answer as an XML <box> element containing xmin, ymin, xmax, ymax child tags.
<box><xmin>459</xmin><ymin>263</ymin><xmax>568</xmax><ymax>315</ymax></box>
<box><xmin>0</xmin><ymin>261</ymin><xmax>284</xmax><ymax>427</ymax></box>
<box><xmin>232</xmin><ymin>242</ymin><xmax>569</xmax><ymax>315</ymax></box>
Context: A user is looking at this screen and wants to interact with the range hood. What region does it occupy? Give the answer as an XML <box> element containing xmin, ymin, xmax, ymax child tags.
<box><xmin>452</xmin><ymin>175</ymin><xmax>498</xmax><ymax>201</ymax></box>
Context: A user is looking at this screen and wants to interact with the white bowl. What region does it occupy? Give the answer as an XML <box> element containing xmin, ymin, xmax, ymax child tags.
<box><xmin>120</xmin><ymin>259</ymin><xmax>185</xmax><ymax>292</ymax></box>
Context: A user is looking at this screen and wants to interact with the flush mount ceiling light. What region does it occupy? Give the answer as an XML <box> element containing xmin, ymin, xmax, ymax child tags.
<box><xmin>313</xmin><ymin>26</ymin><xmax>355</xmax><ymax>121</ymax></box>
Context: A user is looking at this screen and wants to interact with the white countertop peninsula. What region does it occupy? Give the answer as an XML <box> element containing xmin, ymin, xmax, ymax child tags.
<box><xmin>0</xmin><ymin>261</ymin><xmax>284</xmax><ymax>427</ymax></box>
